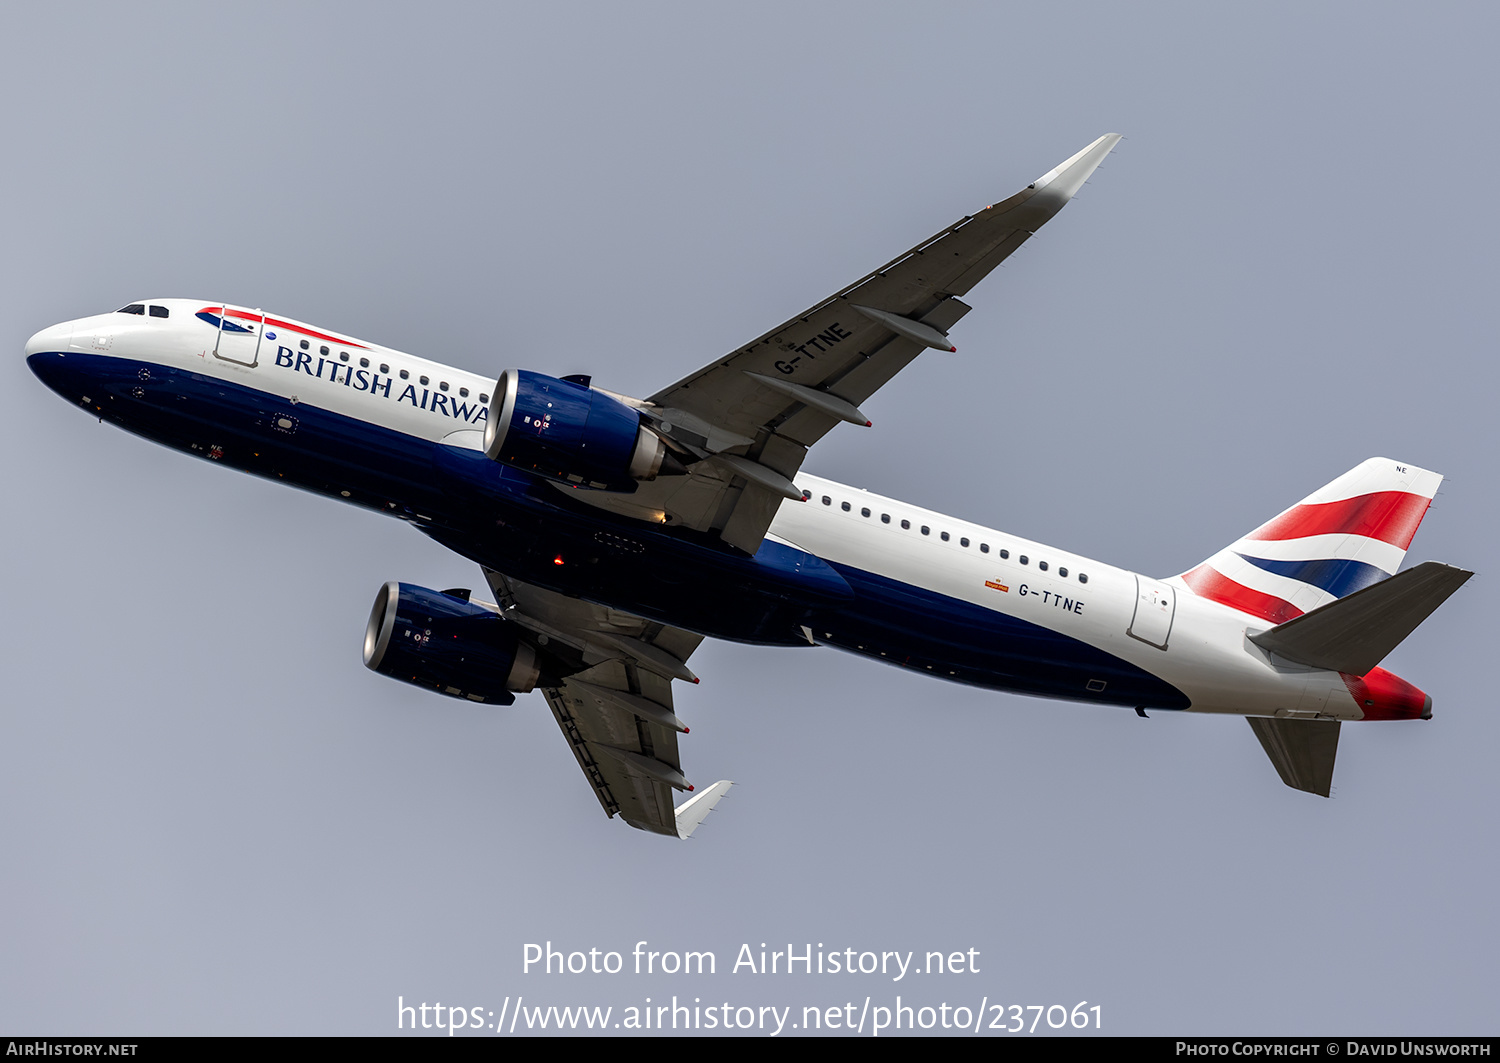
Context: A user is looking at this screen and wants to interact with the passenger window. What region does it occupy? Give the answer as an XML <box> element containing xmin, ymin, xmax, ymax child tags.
<box><xmin>881</xmin><ymin>514</ymin><xmax>890</xmax><ymax>524</ymax></box>
<box><xmin>1019</xmin><ymin>555</ymin><xmax>1029</xmax><ymax>565</ymax></box>
<box><xmin>841</xmin><ymin>502</ymin><xmax>851</xmax><ymax>512</ymax></box>
<box><xmin>300</xmin><ymin>340</ymin><xmax>310</xmax><ymax>350</ymax></box>
<box><xmin>980</xmin><ymin>543</ymin><xmax>990</xmax><ymax>553</ymax></box>
<box><xmin>940</xmin><ymin>531</ymin><xmax>950</xmax><ymax>541</ymax></box>
<box><xmin>901</xmin><ymin>519</ymin><xmax>910</xmax><ymax>530</ymax></box>
<box><xmin>320</xmin><ymin>345</ymin><xmax>330</xmax><ymax>355</ymax></box>
<box><xmin>440</xmin><ymin>381</ymin><xmax>450</xmax><ymax>392</ymax></box>
<box><xmin>1000</xmin><ymin>549</ymin><xmax>1010</xmax><ymax>559</ymax></box>
<box><xmin>117</xmin><ymin>304</ymin><xmax>145</xmax><ymax>315</ymax></box>
<box><xmin>148</xmin><ymin>305</ymin><xmax>169</xmax><ymax>318</ymax></box>
<box><xmin>420</xmin><ymin>375</ymin><xmax>429</xmax><ymax>386</ymax></box>
<box><xmin>460</xmin><ymin>388</ymin><xmax>469</xmax><ymax>397</ymax></box>
<box><xmin>960</xmin><ymin>537</ymin><xmax>969</xmax><ymax>547</ymax></box>
<box><xmin>480</xmin><ymin>393</ymin><xmax>489</xmax><ymax>403</ymax></box>
<box><xmin>380</xmin><ymin>364</ymin><xmax>390</xmax><ymax>374</ymax></box>
<box><xmin>822</xmin><ymin>495</ymin><xmax>832</xmax><ymax>506</ymax></box>
<box><xmin>802</xmin><ymin>490</ymin><xmax>811</xmax><ymax>500</ymax></box>
<box><xmin>861</xmin><ymin>507</ymin><xmax>870</xmax><ymax>518</ymax></box>
<box><xmin>1059</xmin><ymin>567</ymin><xmax>1068</xmax><ymax>578</ymax></box>
<box><xmin>400</xmin><ymin>370</ymin><xmax>410</xmax><ymax>380</ymax></box>
<box><xmin>1039</xmin><ymin>561</ymin><xmax>1048</xmax><ymax>572</ymax></box>
<box><xmin>1079</xmin><ymin>574</ymin><xmax>1089</xmax><ymax>584</ymax></box>
<box><xmin>360</xmin><ymin>357</ymin><xmax>370</xmax><ymax>368</ymax></box>
<box><xmin>921</xmin><ymin>526</ymin><xmax>930</xmax><ymax>535</ymax></box>
<box><xmin>340</xmin><ymin>352</ymin><xmax>350</xmax><ymax>362</ymax></box>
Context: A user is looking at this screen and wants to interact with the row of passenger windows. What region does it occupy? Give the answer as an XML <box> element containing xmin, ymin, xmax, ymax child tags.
<box><xmin>113</xmin><ymin>308</ymin><xmax>490</xmax><ymax>403</ymax></box>
<box><xmin>811</xmin><ymin>493</ymin><xmax>1089</xmax><ymax>583</ymax></box>
<box><xmin>295</xmin><ymin>338</ymin><xmax>488</xmax><ymax>402</ymax></box>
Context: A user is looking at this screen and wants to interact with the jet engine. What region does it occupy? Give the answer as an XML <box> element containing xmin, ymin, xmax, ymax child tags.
<box><xmin>363</xmin><ymin>582</ymin><xmax>540</xmax><ymax>704</ymax></box>
<box><xmin>482</xmin><ymin>370</ymin><xmax>677</xmax><ymax>492</ymax></box>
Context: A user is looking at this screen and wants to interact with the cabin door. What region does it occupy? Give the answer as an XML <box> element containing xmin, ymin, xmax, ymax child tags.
<box><xmin>209</xmin><ymin>305</ymin><xmax>266</xmax><ymax>368</ymax></box>
<box><xmin>1128</xmin><ymin>575</ymin><xmax>1176</xmax><ymax>650</ymax></box>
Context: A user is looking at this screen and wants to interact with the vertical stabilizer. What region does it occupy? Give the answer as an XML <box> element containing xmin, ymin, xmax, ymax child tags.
<box><xmin>1175</xmin><ymin>458</ymin><xmax>1442</xmax><ymax>624</ymax></box>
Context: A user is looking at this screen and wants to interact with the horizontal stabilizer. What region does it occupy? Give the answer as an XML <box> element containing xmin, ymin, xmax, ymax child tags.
<box><xmin>1247</xmin><ymin>717</ymin><xmax>1341</xmax><ymax>797</ymax></box>
<box><xmin>675</xmin><ymin>780</ymin><xmax>733</xmax><ymax>839</ymax></box>
<box><xmin>1249</xmin><ymin>562</ymin><xmax>1472</xmax><ymax>675</ymax></box>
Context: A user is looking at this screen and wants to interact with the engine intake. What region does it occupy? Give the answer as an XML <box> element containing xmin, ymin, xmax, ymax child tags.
<box><xmin>482</xmin><ymin>369</ymin><xmax>670</xmax><ymax>492</ymax></box>
<box><xmin>363</xmin><ymin>582</ymin><xmax>539</xmax><ymax>704</ymax></box>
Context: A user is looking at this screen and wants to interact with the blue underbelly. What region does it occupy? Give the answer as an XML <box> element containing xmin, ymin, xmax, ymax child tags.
<box><xmin>31</xmin><ymin>351</ymin><xmax>1189</xmax><ymax>709</ymax></box>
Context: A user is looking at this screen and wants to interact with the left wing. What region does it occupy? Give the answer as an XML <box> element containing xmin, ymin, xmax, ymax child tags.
<box><xmin>483</xmin><ymin>569</ymin><xmax>730</xmax><ymax>837</ymax></box>
<box><xmin>580</xmin><ymin>134</ymin><xmax>1121</xmax><ymax>553</ymax></box>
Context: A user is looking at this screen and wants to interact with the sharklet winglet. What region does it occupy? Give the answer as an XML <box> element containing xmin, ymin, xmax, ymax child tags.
<box><xmin>675</xmin><ymin>780</ymin><xmax>733</xmax><ymax>839</ymax></box>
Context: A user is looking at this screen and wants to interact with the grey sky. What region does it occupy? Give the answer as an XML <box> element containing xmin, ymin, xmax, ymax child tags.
<box><xmin>3</xmin><ymin>2</ymin><xmax>1495</xmax><ymax>1035</ymax></box>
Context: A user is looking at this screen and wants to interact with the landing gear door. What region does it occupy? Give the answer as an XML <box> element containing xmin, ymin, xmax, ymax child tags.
<box><xmin>1128</xmin><ymin>574</ymin><xmax>1176</xmax><ymax>650</ymax></box>
<box><xmin>209</xmin><ymin>305</ymin><xmax>266</xmax><ymax>368</ymax></box>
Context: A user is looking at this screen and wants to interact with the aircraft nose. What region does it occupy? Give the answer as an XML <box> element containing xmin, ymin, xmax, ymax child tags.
<box><xmin>26</xmin><ymin>321</ymin><xmax>80</xmax><ymax>397</ymax></box>
<box><xmin>25</xmin><ymin>321</ymin><xmax>73</xmax><ymax>359</ymax></box>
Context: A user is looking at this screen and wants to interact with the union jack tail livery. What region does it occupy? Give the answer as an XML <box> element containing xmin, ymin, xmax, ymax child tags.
<box><xmin>1176</xmin><ymin>458</ymin><xmax>1443</xmax><ymax>625</ymax></box>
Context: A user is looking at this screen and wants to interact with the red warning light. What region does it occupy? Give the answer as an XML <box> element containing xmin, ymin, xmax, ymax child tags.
<box><xmin>553</xmin><ymin>555</ymin><xmax>565</xmax><ymax>566</ymax></box>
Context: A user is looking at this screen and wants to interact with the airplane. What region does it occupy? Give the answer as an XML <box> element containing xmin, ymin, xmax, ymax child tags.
<box><xmin>25</xmin><ymin>134</ymin><xmax>1472</xmax><ymax>838</ymax></box>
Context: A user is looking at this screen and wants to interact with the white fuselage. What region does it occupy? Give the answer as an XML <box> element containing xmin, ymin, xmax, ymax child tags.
<box><xmin>28</xmin><ymin>300</ymin><xmax>1364</xmax><ymax>721</ymax></box>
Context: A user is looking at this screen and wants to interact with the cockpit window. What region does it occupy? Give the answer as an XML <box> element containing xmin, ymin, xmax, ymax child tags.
<box><xmin>149</xmin><ymin>305</ymin><xmax>169</xmax><ymax>318</ymax></box>
<box><xmin>117</xmin><ymin>304</ymin><xmax>145</xmax><ymax>315</ymax></box>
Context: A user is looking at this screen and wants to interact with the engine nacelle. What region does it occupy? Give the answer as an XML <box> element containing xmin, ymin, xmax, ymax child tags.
<box><xmin>482</xmin><ymin>369</ymin><xmax>669</xmax><ymax>492</ymax></box>
<box><xmin>363</xmin><ymin>582</ymin><xmax>539</xmax><ymax>705</ymax></box>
